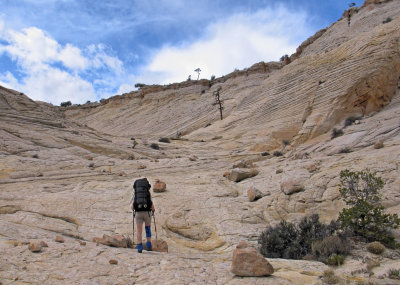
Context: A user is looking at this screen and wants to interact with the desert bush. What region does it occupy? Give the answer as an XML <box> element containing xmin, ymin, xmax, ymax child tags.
<box><xmin>150</xmin><ymin>143</ymin><xmax>160</xmax><ymax>150</ymax></box>
<box><xmin>261</xmin><ymin>152</ymin><xmax>270</xmax><ymax>156</ymax></box>
<box><xmin>312</xmin><ymin>235</ymin><xmax>350</xmax><ymax>261</ymax></box>
<box><xmin>158</xmin><ymin>137</ymin><xmax>170</xmax><ymax>143</ymax></box>
<box><xmin>339</xmin><ymin>147</ymin><xmax>352</xmax><ymax>153</ymax></box>
<box><xmin>366</xmin><ymin>241</ymin><xmax>385</xmax><ymax>255</ymax></box>
<box><xmin>60</xmin><ymin>101</ymin><xmax>72</xmax><ymax>107</ymax></box>
<box><xmin>322</xmin><ymin>269</ymin><xmax>340</xmax><ymax>284</ymax></box>
<box><xmin>338</xmin><ymin>169</ymin><xmax>400</xmax><ymax>248</ymax></box>
<box><xmin>273</xmin><ymin>151</ymin><xmax>283</xmax><ymax>157</ymax></box>
<box><xmin>210</xmin><ymin>75</ymin><xmax>216</xmax><ymax>81</ymax></box>
<box><xmin>282</xmin><ymin>139</ymin><xmax>291</xmax><ymax>146</ymax></box>
<box><xmin>32</xmin><ymin>154</ymin><xmax>39</xmax><ymax>159</ymax></box>
<box><xmin>258</xmin><ymin>214</ymin><xmax>337</xmax><ymax>260</ymax></box>
<box><xmin>327</xmin><ymin>254</ymin><xmax>345</xmax><ymax>266</ymax></box>
<box><xmin>331</xmin><ymin>128</ymin><xmax>344</xmax><ymax>139</ymax></box>
<box><xmin>389</xmin><ymin>269</ymin><xmax>400</xmax><ymax>279</ymax></box>
<box><xmin>127</xmin><ymin>154</ymin><xmax>135</xmax><ymax>160</ymax></box>
<box><xmin>383</xmin><ymin>17</ymin><xmax>392</xmax><ymax>24</ymax></box>
<box><xmin>344</xmin><ymin>115</ymin><xmax>362</xmax><ymax>127</ymax></box>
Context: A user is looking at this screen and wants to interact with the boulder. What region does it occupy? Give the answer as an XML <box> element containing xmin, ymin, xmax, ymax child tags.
<box><xmin>228</xmin><ymin>168</ymin><xmax>258</xmax><ymax>182</ymax></box>
<box><xmin>153</xmin><ymin>180</ymin><xmax>167</xmax><ymax>193</ymax></box>
<box><xmin>231</xmin><ymin>241</ymin><xmax>274</xmax><ymax>277</ymax></box>
<box><xmin>280</xmin><ymin>172</ymin><xmax>308</xmax><ymax>195</ymax></box>
<box><xmin>55</xmin><ymin>236</ymin><xmax>65</xmax><ymax>243</ymax></box>
<box><xmin>40</xmin><ymin>241</ymin><xmax>48</xmax><ymax>247</ymax></box>
<box><xmin>247</xmin><ymin>187</ymin><xmax>265</xmax><ymax>202</ymax></box>
<box><xmin>102</xmin><ymin>234</ymin><xmax>128</xmax><ymax>248</ymax></box>
<box><xmin>189</xmin><ymin>155</ymin><xmax>198</xmax><ymax>161</ymax></box>
<box><xmin>28</xmin><ymin>242</ymin><xmax>42</xmax><ymax>253</ymax></box>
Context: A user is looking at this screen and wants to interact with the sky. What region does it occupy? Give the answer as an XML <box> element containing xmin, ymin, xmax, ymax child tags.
<box><xmin>0</xmin><ymin>0</ymin><xmax>364</xmax><ymax>105</ymax></box>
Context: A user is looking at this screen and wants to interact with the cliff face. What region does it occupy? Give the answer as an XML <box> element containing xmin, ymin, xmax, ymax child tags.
<box><xmin>1</xmin><ymin>1</ymin><xmax>400</xmax><ymax>284</ymax></box>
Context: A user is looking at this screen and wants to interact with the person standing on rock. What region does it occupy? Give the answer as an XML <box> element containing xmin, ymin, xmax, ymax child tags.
<box><xmin>131</xmin><ymin>178</ymin><xmax>155</xmax><ymax>253</ymax></box>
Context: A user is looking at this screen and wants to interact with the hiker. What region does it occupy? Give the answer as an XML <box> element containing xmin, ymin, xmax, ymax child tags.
<box><xmin>131</xmin><ymin>178</ymin><xmax>155</xmax><ymax>253</ymax></box>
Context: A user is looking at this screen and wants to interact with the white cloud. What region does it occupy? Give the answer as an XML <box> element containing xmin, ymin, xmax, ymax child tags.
<box><xmin>0</xmin><ymin>23</ymin><xmax>124</xmax><ymax>105</ymax></box>
<box><xmin>138</xmin><ymin>5</ymin><xmax>312</xmax><ymax>84</ymax></box>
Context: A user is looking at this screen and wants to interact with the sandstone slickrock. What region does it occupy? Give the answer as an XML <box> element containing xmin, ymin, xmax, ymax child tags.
<box><xmin>231</xmin><ymin>241</ymin><xmax>274</xmax><ymax>277</ymax></box>
<box><xmin>1</xmin><ymin>1</ymin><xmax>400</xmax><ymax>284</ymax></box>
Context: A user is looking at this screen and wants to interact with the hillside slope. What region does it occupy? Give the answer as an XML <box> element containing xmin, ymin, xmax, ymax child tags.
<box><xmin>1</xmin><ymin>0</ymin><xmax>400</xmax><ymax>284</ymax></box>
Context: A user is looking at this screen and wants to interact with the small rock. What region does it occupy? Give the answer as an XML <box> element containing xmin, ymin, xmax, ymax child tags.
<box><xmin>231</xmin><ymin>241</ymin><xmax>274</xmax><ymax>277</ymax></box>
<box><xmin>223</xmin><ymin>171</ymin><xmax>230</xmax><ymax>177</ymax></box>
<box><xmin>280</xmin><ymin>173</ymin><xmax>308</xmax><ymax>195</ymax></box>
<box><xmin>102</xmin><ymin>234</ymin><xmax>128</xmax><ymax>248</ymax></box>
<box><xmin>79</xmin><ymin>240</ymin><xmax>86</xmax><ymax>246</ymax></box>
<box><xmin>55</xmin><ymin>236</ymin><xmax>65</xmax><ymax>243</ymax></box>
<box><xmin>109</xmin><ymin>259</ymin><xmax>118</xmax><ymax>265</ymax></box>
<box><xmin>374</xmin><ymin>140</ymin><xmax>384</xmax><ymax>149</ymax></box>
<box><xmin>118</xmin><ymin>171</ymin><xmax>126</xmax><ymax>176</ymax></box>
<box><xmin>247</xmin><ymin>187</ymin><xmax>265</xmax><ymax>202</ymax></box>
<box><xmin>28</xmin><ymin>242</ymin><xmax>42</xmax><ymax>253</ymax></box>
<box><xmin>233</xmin><ymin>160</ymin><xmax>254</xmax><ymax>169</ymax></box>
<box><xmin>153</xmin><ymin>180</ymin><xmax>167</xmax><ymax>193</ymax></box>
<box><xmin>40</xmin><ymin>241</ymin><xmax>48</xmax><ymax>247</ymax></box>
<box><xmin>189</xmin><ymin>155</ymin><xmax>198</xmax><ymax>161</ymax></box>
<box><xmin>228</xmin><ymin>168</ymin><xmax>259</xmax><ymax>182</ymax></box>
<box><xmin>93</xmin><ymin>237</ymin><xmax>104</xmax><ymax>244</ymax></box>
<box><xmin>152</xmin><ymin>239</ymin><xmax>169</xmax><ymax>252</ymax></box>
<box><xmin>306</xmin><ymin>164</ymin><xmax>318</xmax><ymax>173</ymax></box>
<box><xmin>137</xmin><ymin>164</ymin><xmax>147</xmax><ymax>169</ymax></box>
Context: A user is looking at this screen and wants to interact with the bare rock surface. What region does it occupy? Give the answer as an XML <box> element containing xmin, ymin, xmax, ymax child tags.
<box><xmin>1</xmin><ymin>1</ymin><xmax>400</xmax><ymax>284</ymax></box>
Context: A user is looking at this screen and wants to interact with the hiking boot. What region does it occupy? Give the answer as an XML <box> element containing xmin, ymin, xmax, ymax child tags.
<box><xmin>146</xmin><ymin>241</ymin><xmax>152</xmax><ymax>251</ymax></box>
<box><xmin>137</xmin><ymin>243</ymin><xmax>143</xmax><ymax>253</ymax></box>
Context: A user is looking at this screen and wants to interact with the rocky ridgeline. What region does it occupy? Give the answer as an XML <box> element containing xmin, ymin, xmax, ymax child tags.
<box><xmin>1</xmin><ymin>0</ymin><xmax>400</xmax><ymax>284</ymax></box>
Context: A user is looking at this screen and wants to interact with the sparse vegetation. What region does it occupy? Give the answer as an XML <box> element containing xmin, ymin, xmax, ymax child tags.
<box><xmin>327</xmin><ymin>254</ymin><xmax>345</xmax><ymax>266</ymax></box>
<box><xmin>135</xmin><ymin>83</ymin><xmax>146</xmax><ymax>89</ymax></box>
<box><xmin>312</xmin><ymin>235</ymin><xmax>350</xmax><ymax>263</ymax></box>
<box><xmin>261</xmin><ymin>152</ymin><xmax>269</xmax><ymax>156</ymax></box>
<box><xmin>323</xmin><ymin>269</ymin><xmax>340</xmax><ymax>284</ymax></box>
<box><xmin>366</xmin><ymin>241</ymin><xmax>385</xmax><ymax>255</ymax></box>
<box><xmin>339</xmin><ymin>147</ymin><xmax>352</xmax><ymax>153</ymax></box>
<box><xmin>60</xmin><ymin>101</ymin><xmax>72</xmax><ymax>107</ymax></box>
<box><xmin>150</xmin><ymin>143</ymin><xmax>160</xmax><ymax>150</ymax></box>
<box><xmin>158</xmin><ymin>137</ymin><xmax>171</xmax><ymax>143</ymax></box>
<box><xmin>32</xmin><ymin>154</ymin><xmax>39</xmax><ymax>159</ymax></box>
<box><xmin>338</xmin><ymin>169</ymin><xmax>400</xmax><ymax>248</ymax></box>
<box><xmin>383</xmin><ymin>17</ymin><xmax>392</xmax><ymax>24</ymax></box>
<box><xmin>210</xmin><ymin>75</ymin><xmax>216</xmax><ymax>81</ymax></box>
<box><xmin>331</xmin><ymin>128</ymin><xmax>344</xmax><ymax>139</ymax></box>
<box><xmin>282</xmin><ymin>139</ymin><xmax>290</xmax><ymax>146</ymax></box>
<box><xmin>280</xmin><ymin>54</ymin><xmax>289</xmax><ymax>62</ymax></box>
<box><xmin>213</xmin><ymin>87</ymin><xmax>224</xmax><ymax>120</ymax></box>
<box><xmin>344</xmin><ymin>115</ymin><xmax>362</xmax><ymax>127</ymax></box>
<box><xmin>273</xmin><ymin>151</ymin><xmax>283</xmax><ymax>157</ymax></box>
<box><xmin>258</xmin><ymin>214</ymin><xmax>338</xmax><ymax>260</ymax></box>
<box><xmin>389</xmin><ymin>269</ymin><xmax>400</xmax><ymax>279</ymax></box>
<box><xmin>194</xmin><ymin>68</ymin><xmax>201</xmax><ymax>80</ymax></box>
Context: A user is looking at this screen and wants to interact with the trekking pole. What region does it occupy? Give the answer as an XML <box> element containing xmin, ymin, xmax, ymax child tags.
<box><xmin>152</xmin><ymin>211</ymin><xmax>158</xmax><ymax>240</ymax></box>
<box><xmin>132</xmin><ymin>211</ymin><xmax>136</xmax><ymax>246</ymax></box>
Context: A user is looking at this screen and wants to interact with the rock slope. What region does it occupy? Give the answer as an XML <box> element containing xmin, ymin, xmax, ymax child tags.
<box><xmin>1</xmin><ymin>0</ymin><xmax>400</xmax><ymax>284</ymax></box>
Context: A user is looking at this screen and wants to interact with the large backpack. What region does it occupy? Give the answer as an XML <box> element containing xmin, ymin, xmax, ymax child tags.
<box><xmin>133</xmin><ymin>178</ymin><xmax>152</xmax><ymax>211</ymax></box>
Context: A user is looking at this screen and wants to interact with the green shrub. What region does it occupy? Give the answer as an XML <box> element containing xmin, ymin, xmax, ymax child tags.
<box><xmin>327</xmin><ymin>254</ymin><xmax>345</xmax><ymax>266</ymax></box>
<box><xmin>366</xmin><ymin>241</ymin><xmax>385</xmax><ymax>255</ymax></box>
<box><xmin>339</xmin><ymin>147</ymin><xmax>352</xmax><ymax>153</ymax></box>
<box><xmin>389</xmin><ymin>269</ymin><xmax>400</xmax><ymax>279</ymax></box>
<box><xmin>383</xmin><ymin>17</ymin><xmax>392</xmax><ymax>24</ymax></box>
<box><xmin>273</xmin><ymin>151</ymin><xmax>283</xmax><ymax>157</ymax></box>
<box><xmin>258</xmin><ymin>214</ymin><xmax>338</xmax><ymax>259</ymax></box>
<box><xmin>331</xmin><ymin>128</ymin><xmax>343</xmax><ymax>139</ymax></box>
<box><xmin>338</xmin><ymin>169</ymin><xmax>400</xmax><ymax>248</ymax></box>
<box><xmin>60</xmin><ymin>101</ymin><xmax>72</xmax><ymax>107</ymax></box>
<box><xmin>344</xmin><ymin>116</ymin><xmax>362</xmax><ymax>127</ymax></box>
<box><xmin>158</xmin><ymin>137</ymin><xmax>171</xmax><ymax>143</ymax></box>
<box><xmin>150</xmin><ymin>143</ymin><xmax>160</xmax><ymax>150</ymax></box>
